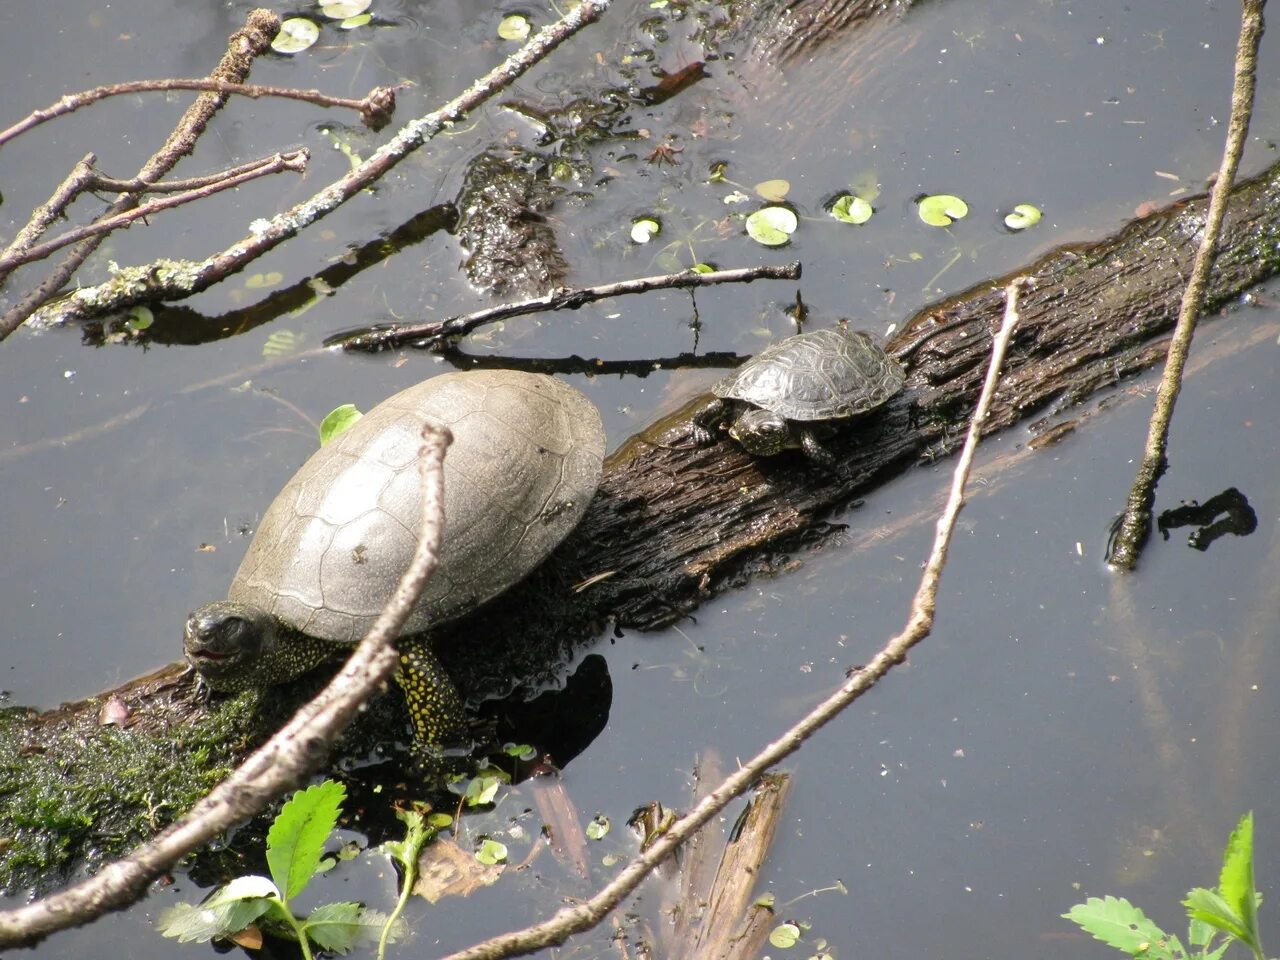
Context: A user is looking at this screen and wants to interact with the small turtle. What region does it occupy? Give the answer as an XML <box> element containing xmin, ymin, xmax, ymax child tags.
<box><xmin>184</xmin><ymin>370</ymin><xmax>605</xmax><ymax>761</ymax></box>
<box><xmin>691</xmin><ymin>327</ymin><xmax>905</xmax><ymax>467</ymax></box>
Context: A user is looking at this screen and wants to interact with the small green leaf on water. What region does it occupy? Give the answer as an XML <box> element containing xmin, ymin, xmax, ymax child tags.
<box><xmin>917</xmin><ymin>193</ymin><xmax>969</xmax><ymax>227</ymax></box>
<box><xmin>319</xmin><ymin>404</ymin><xmax>363</xmax><ymax>445</ymax></box>
<box><xmin>631</xmin><ymin>217</ymin><xmax>661</xmax><ymax>243</ymax></box>
<box><xmin>156</xmin><ymin>897</ymin><xmax>274</xmax><ymax>944</ymax></box>
<box><xmin>244</xmin><ymin>271</ymin><xmax>284</xmax><ymax>289</ymax></box>
<box><xmin>124</xmin><ymin>305</ymin><xmax>154</xmax><ymax>332</ymax></box>
<box><xmin>340</xmin><ymin>13</ymin><xmax>372</xmax><ymax>28</ymax></box>
<box><xmin>262</xmin><ymin>329</ymin><xmax>301</xmax><ymax>358</ymax></box>
<box><xmin>770</xmin><ymin>921</ymin><xmax>802</xmax><ymax>948</ymax></box>
<box><xmin>302</xmin><ymin>901</ymin><xmax>382</xmax><ymax>953</ymax></box>
<box><xmin>272</xmin><ymin>18</ymin><xmax>320</xmax><ymax>54</ymax></box>
<box><xmin>463</xmin><ymin>773</ymin><xmax>504</xmax><ymax>807</ymax></box>
<box><xmin>428</xmin><ymin>812</ymin><xmax>455</xmax><ymax>829</ymax></box>
<box><xmin>830</xmin><ymin>194</ymin><xmax>874</xmax><ymax>225</ymax></box>
<box><xmin>503</xmin><ymin>742</ymin><xmax>538</xmax><ymax>761</ymax></box>
<box><xmin>476</xmin><ymin>839</ymin><xmax>509</xmax><ymax>865</ymax></box>
<box><xmin>319</xmin><ymin>0</ymin><xmax>371</xmax><ymax>18</ymax></box>
<box><xmin>745</xmin><ymin>206</ymin><xmax>798</xmax><ymax>246</ymax></box>
<box><xmin>755</xmin><ymin>178</ymin><xmax>791</xmax><ymax>202</ymax></box>
<box><xmin>266</xmin><ymin>780</ymin><xmax>346</xmax><ymax>901</ymax></box>
<box><xmin>586</xmin><ymin>815</ymin><xmax>610</xmax><ymax>840</ymax></box>
<box><xmin>498</xmin><ymin>14</ymin><xmax>531</xmax><ymax>41</ymax></box>
<box><xmin>707</xmin><ymin>161</ymin><xmax>729</xmax><ymax>183</ymax></box>
<box><xmin>690</xmin><ymin>262</ymin><xmax>716</xmax><ymax>274</ymax></box>
<box><xmin>1004</xmin><ymin>203</ymin><xmax>1042</xmax><ymax>230</ymax></box>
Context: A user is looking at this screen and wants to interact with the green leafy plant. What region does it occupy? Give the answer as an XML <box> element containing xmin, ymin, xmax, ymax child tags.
<box><xmin>1064</xmin><ymin>813</ymin><xmax>1265</xmax><ymax>960</ymax></box>
<box><xmin>158</xmin><ymin>780</ymin><xmax>394</xmax><ymax>958</ymax></box>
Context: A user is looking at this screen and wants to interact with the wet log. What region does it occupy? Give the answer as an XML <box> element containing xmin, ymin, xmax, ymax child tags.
<box><xmin>4</xmin><ymin>157</ymin><xmax>1280</xmax><ymax>890</ymax></box>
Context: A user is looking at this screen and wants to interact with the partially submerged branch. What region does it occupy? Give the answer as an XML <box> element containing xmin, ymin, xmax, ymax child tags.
<box><xmin>1107</xmin><ymin>0</ymin><xmax>1265</xmax><ymax>568</ymax></box>
<box><xmin>328</xmin><ymin>262</ymin><xmax>804</xmax><ymax>351</ymax></box>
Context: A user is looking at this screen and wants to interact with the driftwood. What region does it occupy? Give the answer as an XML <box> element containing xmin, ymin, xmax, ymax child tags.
<box><xmin>4</xmin><ymin>156</ymin><xmax>1280</xmax><ymax>888</ymax></box>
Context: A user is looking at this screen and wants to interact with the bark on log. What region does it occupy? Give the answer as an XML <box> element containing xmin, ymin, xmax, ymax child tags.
<box><xmin>4</xmin><ymin>157</ymin><xmax>1280</xmax><ymax>889</ymax></box>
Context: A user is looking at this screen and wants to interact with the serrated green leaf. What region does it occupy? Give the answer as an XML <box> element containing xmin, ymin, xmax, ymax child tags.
<box><xmin>300</xmin><ymin>902</ymin><xmax>384</xmax><ymax>954</ymax></box>
<box><xmin>1218</xmin><ymin>813</ymin><xmax>1257</xmax><ymax>945</ymax></box>
<box><xmin>267</xmin><ymin>780</ymin><xmax>346</xmax><ymax>901</ymax></box>
<box><xmin>1183</xmin><ymin>888</ymin><xmax>1249</xmax><ymax>943</ymax></box>
<box><xmin>157</xmin><ymin>896</ymin><xmax>273</xmax><ymax>943</ymax></box>
<box><xmin>1063</xmin><ymin>896</ymin><xmax>1173</xmax><ymax>956</ymax></box>
<box><xmin>1188</xmin><ymin>915</ymin><xmax>1219</xmax><ymax>949</ymax></box>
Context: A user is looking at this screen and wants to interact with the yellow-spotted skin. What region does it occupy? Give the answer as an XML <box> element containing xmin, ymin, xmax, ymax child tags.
<box><xmin>396</xmin><ymin>638</ymin><xmax>468</xmax><ymax>749</ymax></box>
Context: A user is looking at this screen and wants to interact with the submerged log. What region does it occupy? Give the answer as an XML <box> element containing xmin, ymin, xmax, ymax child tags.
<box><xmin>4</xmin><ymin>157</ymin><xmax>1280</xmax><ymax>889</ymax></box>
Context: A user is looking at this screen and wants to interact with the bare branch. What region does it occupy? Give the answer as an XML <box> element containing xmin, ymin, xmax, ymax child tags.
<box><xmin>1107</xmin><ymin>0</ymin><xmax>1264</xmax><ymax>568</ymax></box>
<box><xmin>0</xmin><ymin>425</ymin><xmax>452</xmax><ymax>948</ymax></box>
<box><xmin>437</xmin><ymin>278</ymin><xmax>1029</xmax><ymax>960</ymax></box>
<box><xmin>17</xmin><ymin>0</ymin><xmax>612</xmax><ymax>333</ymax></box>
<box><xmin>0</xmin><ymin>80</ymin><xmax>396</xmax><ymax>150</ymax></box>
<box><xmin>330</xmin><ymin>261</ymin><xmax>804</xmax><ymax>351</ymax></box>
<box><xmin>0</xmin><ymin>154</ymin><xmax>97</xmax><ymax>275</ymax></box>
<box><xmin>0</xmin><ymin>8</ymin><xmax>282</xmax><ymax>340</ymax></box>
<box><xmin>0</xmin><ymin>150</ymin><xmax>309</xmax><ymax>274</ymax></box>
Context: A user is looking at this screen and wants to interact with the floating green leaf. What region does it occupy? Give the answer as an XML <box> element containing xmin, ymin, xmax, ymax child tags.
<box><xmin>1004</xmin><ymin>203</ymin><xmax>1042</xmax><ymax>230</ymax></box>
<box><xmin>124</xmin><ymin>305</ymin><xmax>154</xmax><ymax>332</ymax></box>
<box><xmin>745</xmin><ymin>206</ymin><xmax>798</xmax><ymax>246</ymax></box>
<box><xmin>755</xmin><ymin>178</ymin><xmax>790</xmax><ymax>202</ymax></box>
<box><xmin>917</xmin><ymin>194</ymin><xmax>969</xmax><ymax>227</ymax></box>
<box><xmin>476</xmin><ymin>839</ymin><xmax>508</xmax><ymax>865</ymax></box>
<box><xmin>503</xmin><ymin>742</ymin><xmax>538</xmax><ymax>762</ymax></box>
<box><xmin>769</xmin><ymin>921</ymin><xmax>802</xmax><ymax>948</ymax></box>
<box><xmin>586</xmin><ymin>815</ymin><xmax>610</xmax><ymax>841</ymax></box>
<box><xmin>272</xmin><ymin>18</ymin><xmax>320</xmax><ymax>54</ymax></box>
<box><xmin>690</xmin><ymin>262</ymin><xmax>716</xmax><ymax>274</ymax></box>
<box><xmin>245</xmin><ymin>271</ymin><xmax>284</xmax><ymax>289</ymax></box>
<box><xmin>630</xmin><ymin>217</ymin><xmax>661</xmax><ymax>243</ymax></box>
<box><xmin>319</xmin><ymin>0</ymin><xmax>371</xmax><ymax>18</ymax></box>
<box><xmin>339</xmin><ymin>13</ymin><xmax>372</xmax><ymax>28</ymax></box>
<box><xmin>498</xmin><ymin>14</ymin><xmax>531</xmax><ymax>40</ymax></box>
<box><xmin>463</xmin><ymin>773</ymin><xmax>504</xmax><ymax>807</ymax></box>
<box><xmin>263</xmin><ymin>329</ymin><xmax>301</xmax><ymax>358</ymax></box>
<box><xmin>266</xmin><ymin>780</ymin><xmax>346</xmax><ymax>901</ymax></box>
<box><xmin>319</xmin><ymin>404</ymin><xmax>362</xmax><ymax>446</ymax></box>
<box><xmin>830</xmin><ymin>194</ymin><xmax>874</xmax><ymax>225</ymax></box>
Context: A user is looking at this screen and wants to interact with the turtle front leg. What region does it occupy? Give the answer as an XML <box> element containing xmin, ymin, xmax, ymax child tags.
<box><xmin>688</xmin><ymin>396</ymin><xmax>729</xmax><ymax>446</ymax></box>
<box><xmin>395</xmin><ymin>636</ymin><xmax>470</xmax><ymax>769</ymax></box>
<box><xmin>798</xmin><ymin>427</ymin><xmax>838</xmax><ymax>469</ymax></box>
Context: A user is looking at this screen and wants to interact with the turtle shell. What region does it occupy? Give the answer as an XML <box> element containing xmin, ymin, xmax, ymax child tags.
<box><xmin>713</xmin><ymin>328</ymin><xmax>904</xmax><ymax>422</ymax></box>
<box><xmin>227</xmin><ymin>370</ymin><xmax>605</xmax><ymax>644</ymax></box>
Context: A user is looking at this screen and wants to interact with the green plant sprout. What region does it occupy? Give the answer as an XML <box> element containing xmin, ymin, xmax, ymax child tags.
<box><xmin>158</xmin><ymin>780</ymin><xmax>400</xmax><ymax>958</ymax></box>
<box><xmin>1065</xmin><ymin>812</ymin><xmax>1265</xmax><ymax>960</ymax></box>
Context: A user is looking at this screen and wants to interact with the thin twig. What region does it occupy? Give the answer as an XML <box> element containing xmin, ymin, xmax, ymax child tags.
<box><xmin>0</xmin><ymin>8</ymin><xmax>281</xmax><ymax>340</ymax></box>
<box><xmin>0</xmin><ymin>150</ymin><xmax>308</xmax><ymax>274</ymax></box>
<box><xmin>437</xmin><ymin>278</ymin><xmax>1029</xmax><ymax>960</ymax></box>
<box><xmin>0</xmin><ymin>154</ymin><xmax>97</xmax><ymax>273</ymax></box>
<box><xmin>0</xmin><ymin>426</ymin><xmax>452</xmax><ymax>948</ymax></box>
<box><xmin>17</xmin><ymin>1</ymin><xmax>611</xmax><ymax>334</ymax></box>
<box><xmin>331</xmin><ymin>262</ymin><xmax>804</xmax><ymax>351</ymax></box>
<box><xmin>1106</xmin><ymin>0</ymin><xmax>1265</xmax><ymax>569</ymax></box>
<box><xmin>0</xmin><ymin>80</ymin><xmax>396</xmax><ymax>150</ymax></box>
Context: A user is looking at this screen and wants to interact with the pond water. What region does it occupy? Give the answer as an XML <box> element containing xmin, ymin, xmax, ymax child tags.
<box><xmin>3</xmin><ymin>0</ymin><xmax>1280</xmax><ymax>957</ymax></box>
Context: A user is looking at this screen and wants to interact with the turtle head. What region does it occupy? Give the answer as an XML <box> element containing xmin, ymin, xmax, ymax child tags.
<box><xmin>184</xmin><ymin>600</ymin><xmax>281</xmax><ymax>691</ymax></box>
<box><xmin>728</xmin><ymin>407</ymin><xmax>794</xmax><ymax>457</ymax></box>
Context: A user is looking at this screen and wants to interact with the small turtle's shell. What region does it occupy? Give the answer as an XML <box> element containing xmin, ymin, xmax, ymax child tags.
<box><xmin>713</xmin><ymin>328</ymin><xmax>904</xmax><ymax>421</ymax></box>
<box><xmin>228</xmin><ymin>370</ymin><xmax>605</xmax><ymax>643</ymax></box>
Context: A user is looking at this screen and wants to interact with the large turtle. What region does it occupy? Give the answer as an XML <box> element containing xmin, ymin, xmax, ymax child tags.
<box><xmin>691</xmin><ymin>327</ymin><xmax>905</xmax><ymax>467</ymax></box>
<box><xmin>184</xmin><ymin>370</ymin><xmax>606</xmax><ymax>758</ymax></box>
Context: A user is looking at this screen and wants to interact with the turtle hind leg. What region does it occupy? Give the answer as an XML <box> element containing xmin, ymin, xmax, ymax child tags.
<box><xmin>688</xmin><ymin>397</ymin><xmax>729</xmax><ymax>447</ymax></box>
<box><xmin>395</xmin><ymin>636</ymin><xmax>470</xmax><ymax>772</ymax></box>
<box><xmin>798</xmin><ymin>427</ymin><xmax>838</xmax><ymax>469</ymax></box>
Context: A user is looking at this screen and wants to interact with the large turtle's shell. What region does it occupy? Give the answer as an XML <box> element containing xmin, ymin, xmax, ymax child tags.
<box><xmin>228</xmin><ymin>370</ymin><xmax>605</xmax><ymax>643</ymax></box>
<box><xmin>713</xmin><ymin>328</ymin><xmax>904</xmax><ymax>421</ymax></box>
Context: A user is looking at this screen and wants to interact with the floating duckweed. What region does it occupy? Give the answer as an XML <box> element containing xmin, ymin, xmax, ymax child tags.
<box><xmin>586</xmin><ymin>815</ymin><xmax>610</xmax><ymax>840</ymax></box>
<box><xmin>272</xmin><ymin>18</ymin><xmax>320</xmax><ymax>54</ymax></box>
<box><xmin>631</xmin><ymin>217</ymin><xmax>661</xmax><ymax>243</ymax></box>
<box><xmin>769</xmin><ymin>922</ymin><xmax>802</xmax><ymax>948</ymax></box>
<box><xmin>475</xmin><ymin>839</ymin><xmax>508</xmax><ymax>865</ymax></box>
<box><xmin>124</xmin><ymin>306</ymin><xmax>154</xmax><ymax>332</ymax></box>
<box><xmin>1004</xmin><ymin>203</ymin><xmax>1043</xmax><ymax>230</ymax></box>
<box><xmin>319</xmin><ymin>404</ymin><xmax>362</xmax><ymax>445</ymax></box>
<box><xmin>339</xmin><ymin>13</ymin><xmax>372</xmax><ymax>28</ymax></box>
<box><xmin>318</xmin><ymin>0</ymin><xmax>371</xmax><ymax>18</ymax></box>
<box><xmin>830</xmin><ymin>194</ymin><xmax>874</xmax><ymax>225</ymax></box>
<box><xmin>754</xmin><ymin>178</ymin><xmax>790</xmax><ymax>202</ymax></box>
<box><xmin>690</xmin><ymin>262</ymin><xmax>716</xmax><ymax>274</ymax></box>
<box><xmin>917</xmin><ymin>194</ymin><xmax>969</xmax><ymax>227</ymax></box>
<box><xmin>498</xmin><ymin>14</ymin><xmax>531</xmax><ymax>40</ymax></box>
<box><xmin>745</xmin><ymin>206</ymin><xmax>798</xmax><ymax>246</ymax></box>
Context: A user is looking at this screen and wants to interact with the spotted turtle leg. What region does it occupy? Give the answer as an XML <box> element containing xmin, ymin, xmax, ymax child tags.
<box><xmin>799</xmin><ymin>428</ymin><xmax>838</xmax><ymax>470</ymax></box>
<box><xmin>688</xmin><ymin>396</ymin><xmax>729</xmax><ymax>446</ymax></box>
<box><xmin>396</xmin><ymin>636</ymin><xmax>469</xmax><ymax>771</ymax></box>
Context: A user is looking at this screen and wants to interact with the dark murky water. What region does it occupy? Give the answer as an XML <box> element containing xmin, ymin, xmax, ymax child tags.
<box><xmin>3</xmin><ymin>0</ymin><xmax>1279</xmax><ymax>956</ymax></box>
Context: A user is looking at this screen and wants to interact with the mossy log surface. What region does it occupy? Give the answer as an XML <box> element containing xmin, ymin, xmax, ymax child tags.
<box><xmin>4</xmin><ymin>159</ymin><xmax>1280</xmax><ymax>891</ymax></box>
